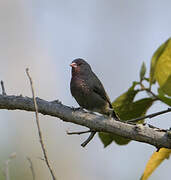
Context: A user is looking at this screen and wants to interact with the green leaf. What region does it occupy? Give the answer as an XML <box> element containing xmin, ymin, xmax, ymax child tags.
<box><xmin>157</xmin><ymin>95</ymin><xmax>171</xmax><ymax>106</ymax></box>
<box><xmin>157</xmin><ymin>88</ymin><xmax>171</xmax><ymax>106</ymax></box>
<box><xmin>128</xmin><ymin>98</ymin><xmax>154</xmax><ymax>122</ymax></box>
<box><xmin>99</xmin><ymin>132</ymin><xmax>131</xmax><ymax>147</ymax></box>
<box><xmin>98</xmin><ymin>132</ymin><xmax>114</xmax><ymax>147</ymax></box>
<box><xmin>112</xmin><ymin>84</ymin><xmax>139</xmax><ymax>120</ymax></box>
<box><xmin>140</xmin><ymin>62</ymin><xmax>146</xmax><ymax>81</ymax></box>
<box><xmin>154</xmin><ymin>38</ymin><xmax>171</xmax><ymax>96</ymax></box>
<box><xmin>158</xmin><ymin>87</ymin><xmax>165</xmax><ymax>96</ymax></box>
<box><xmin>160</xmin><ymin>75</ymin><xmax>171</xmax><ymax>97</ymax></box>
<box><xmin>98</xmin><ymin>83</ymin><xmax>154</xmax><ymax>147</ymax></box>
<box><xmin>149</xmin><ymin>38</ymin><xmax>170</xmax><ymax>86</ymax></box>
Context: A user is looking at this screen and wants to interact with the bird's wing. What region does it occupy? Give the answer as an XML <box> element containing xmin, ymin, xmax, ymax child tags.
<box><xmin>93</xmin><ymin>79</ymin><xmax>118</xmax><ymax>119</ymax></box>
<box><xmin>91</xmin><ymin>73</ymin><xmax>112</xmax><ymax>108</ymax></box>
<box><xmin>93</xmin><ymin>85</ymin><xmax>112</xmax><ymax>105</ymax></box>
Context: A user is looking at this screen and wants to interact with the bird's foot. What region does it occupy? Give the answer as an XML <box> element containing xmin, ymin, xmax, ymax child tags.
<box><xmin>50</xmin><ymin>99</ymin><xmax>62</xmax><ymax>104</ymax></box>
<box><xmin>108</xmin><ymin>113</ymin><xmax>120</xmax><ymax>121</ymax></box>
<box><xmin>72</xmin><ymin>106</ymin><xmax>84</xmax><ymax>111</ymax></box>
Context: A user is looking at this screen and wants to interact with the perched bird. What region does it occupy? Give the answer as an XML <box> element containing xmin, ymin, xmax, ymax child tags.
<box><xmin>70</xmin><ymin>58</ymin><xmax>118</xmax><ymax>119</ymax></box>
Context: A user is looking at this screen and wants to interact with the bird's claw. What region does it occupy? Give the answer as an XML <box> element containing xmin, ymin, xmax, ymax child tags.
<box><xmin>50</xmin><ymin>99</ymin><xmax>62</xmax><ymax>104</ymax></box>
<box><xmin>72</xmin><ymin>107</ymin><xmax>84</xmax><ymax>111</ymax></box>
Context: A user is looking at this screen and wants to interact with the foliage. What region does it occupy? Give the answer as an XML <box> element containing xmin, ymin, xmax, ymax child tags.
<box><xmin>98</xmin><ymin>37</ymin><xmax>171</xmax><ymax>179</ymax></box>
<box><xmin>141</xmin><ymin>148</ymin><xmax>171</xmax><ymax>180</ymax></box>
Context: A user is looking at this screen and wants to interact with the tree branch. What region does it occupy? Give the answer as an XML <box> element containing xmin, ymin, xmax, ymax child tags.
<box><xmin>67</xmin><ymin>130</ymin><xmax>91</xmax><ymax>135</ymax></box>
<box><xmin>81</xmin><ymin>131</ymin><xmax>96</xmax><ymax>147</ymax></box>
<box><xmin>127</xmin><ymin>108</ymin><xmax>171</xmax><ymax>123</ymax></box>
<box><xmin>0</xmin><ymin>94</ymin><xmax>170</xmax><ymax>149</ymax></box>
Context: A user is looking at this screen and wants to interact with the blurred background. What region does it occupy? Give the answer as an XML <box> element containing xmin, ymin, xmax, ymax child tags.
<box><xmin>0</xmin><ymin>0</ymin><xmax>170</xmax><ymax>179</ymax></box>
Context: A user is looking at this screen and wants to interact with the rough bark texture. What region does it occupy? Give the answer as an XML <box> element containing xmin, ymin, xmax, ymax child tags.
<box><xmin>0</xmin><ymin>94</ymin><xmax>171</xmax><ymax>149</ymax></box>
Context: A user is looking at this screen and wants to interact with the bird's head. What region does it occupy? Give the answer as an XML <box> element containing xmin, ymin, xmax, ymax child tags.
<box><xmin>70</xmin><ymin>58</ymin><xmax>91</xmax><ymax>76</ymax></box>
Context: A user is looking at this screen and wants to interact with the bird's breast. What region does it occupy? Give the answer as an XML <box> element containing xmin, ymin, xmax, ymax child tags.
<box><xmin>71</xmin><ymin>77</ymin><xmax>90</xmax><ymax>95</ymax></box>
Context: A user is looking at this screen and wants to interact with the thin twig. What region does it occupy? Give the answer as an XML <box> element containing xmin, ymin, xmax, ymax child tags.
<box><xmin>81</xmin><ymin>131</ymin><xmax>96</xmax><ymax>147</ymax></box>
<box><xmin>1</xmin><ymin>81</ymin><xmax>6</xmax><ymax>95</ymax></box>
<box><xmin>3</xmin><ymin>153</ymin><xmax>16</xmax><ymax>180</ymax></box>
<box><xmin>139</xmin><ymin>81</ymin><xmax>159</xmax><ymax>100</ymax></box>
<box><xmin>67</xmin><ymin>129</ymin><xmax>91</xmax><ymax>135</ymax></box>
<box><xmin>27</xmin><ymin>157</ymin><xmax>36</xmax><ymax>180</ymax></box>
<box><xmin>26</xmin><ymin>68</ymin><xmax>57</xmax><ymax>180</ymax></box>
<box><xmin>67</xmin><ymin>129</ymin><xmax>96</xmax><ymax>147</ymax></box>
<box><xmin>144</xmin><ymin>88</ymin><xmax>159</xmax><ymax>100</ymax></box>
<box><xmin>127</xmin><ymin>108</ymin><xmax>171</xmax><ymax>123</ymax></box>
<box><xmin>4</xmin><ymin>159</ymin><xmax>10</xmax><ymax>180</ymax></box>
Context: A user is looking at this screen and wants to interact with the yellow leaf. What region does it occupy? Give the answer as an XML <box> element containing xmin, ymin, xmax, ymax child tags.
<box><xmin>149</xmin><ymin>39</ymin><xmax>169</xmax><ymax>85</ymax></box>
<box><xmin>141</xmin><ymin>148</ymin><xmax>171</xmax><ymax>180</ymax></box>
<box><xmin>155</xmin><ymin>38</ymin><xmax>171</xmax><ymax>96</ymax></box>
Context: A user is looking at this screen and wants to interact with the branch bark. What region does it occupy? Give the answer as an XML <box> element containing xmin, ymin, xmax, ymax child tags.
<box><xmin>0</xmin><ymin>94</ymin><xmax>171</xmax><ymax>149</ymax></box>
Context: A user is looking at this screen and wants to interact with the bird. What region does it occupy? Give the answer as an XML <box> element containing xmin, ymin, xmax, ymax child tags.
<box><xmin>70</xmin><ymin>58</ymin><xmax>118</xmax><ymax>119</ymax></box>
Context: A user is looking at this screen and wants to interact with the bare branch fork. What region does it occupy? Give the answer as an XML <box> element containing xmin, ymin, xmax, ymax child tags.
<box><xmin>67</xmin><ymin>129</ymin><xmax>96</xmax><ymax>147</ymax></box>
<box><xmin>81</xmin><ymin>131</ymin><xmax>96</xmax><ymax>147</ymax></box>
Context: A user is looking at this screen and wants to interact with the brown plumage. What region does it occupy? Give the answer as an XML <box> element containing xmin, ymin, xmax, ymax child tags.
<box><xmin>70</xmin><ymin>58</ymin><xmax>118</xmax><ymax>119</ymax></box>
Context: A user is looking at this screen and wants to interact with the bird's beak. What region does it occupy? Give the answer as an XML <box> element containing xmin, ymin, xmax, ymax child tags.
<box><xmin>70</xmin><ymin>62</ymin><xmax>77</xmax><ymax>68</ymax></box>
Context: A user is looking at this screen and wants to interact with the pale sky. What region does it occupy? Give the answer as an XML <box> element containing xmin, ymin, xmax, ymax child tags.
<box><xmin>0</xmin><ymin>0</ymin><xmax>170</xmax><ymax>179</ymax></box>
